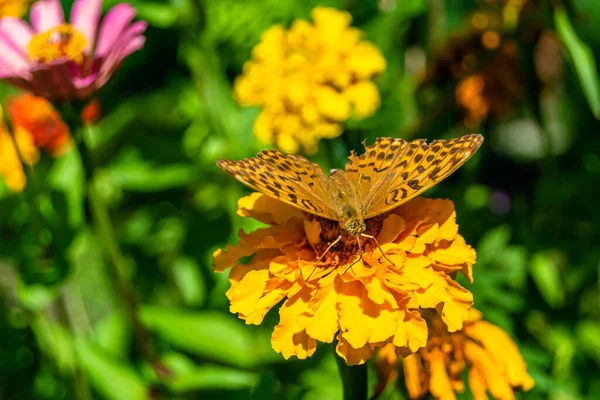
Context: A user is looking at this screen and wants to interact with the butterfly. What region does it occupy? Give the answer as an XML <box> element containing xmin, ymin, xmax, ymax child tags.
<box><xmin>217</xmin><ymin>134</ymin><xmax>483</xmax><ymax>263</ymax></box>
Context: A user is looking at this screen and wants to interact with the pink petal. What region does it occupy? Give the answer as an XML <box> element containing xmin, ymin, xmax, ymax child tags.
<box><xmin>98</xmin><ymin>20</ymin><xmax>146</xmax><ymax>80</ymax></box>
<box><xmin>121</xmin><ymin>36</ymin><xmax>146</xmax><ymax>58</ymax></box>
<box><xmin>70</xmin><ymin>0</ymin><xmax>102</xmax><ymax>52</ymax></box>
<box><xmin>30</xmin><ymin>0</ymin><xmax>65</xmax><ymax>33</ymax></box>
<box><xmin>0</xmin><ymin>30</ymin><xmax>30</xmax><ymax>73</ymax></box>
<box><xmin>95</xmin><ymin>3</ymin><xmax>137</xmax><ymax>58</ymax></box>
<box><xmin>0</xmin><ymin>18</ymin><xmax>33</xmax><ymax>52</ymax></box>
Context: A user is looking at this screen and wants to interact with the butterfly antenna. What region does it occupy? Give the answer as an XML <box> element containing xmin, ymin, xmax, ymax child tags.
<box><xmin>360</xmin><ymin>233</ymin><xmax>395</xmax><ymax>266</ymax></box>
<box><xmin>343</xmin><ymin>237</ymin><xmax>363</xmax><ymax>275</ymax></box>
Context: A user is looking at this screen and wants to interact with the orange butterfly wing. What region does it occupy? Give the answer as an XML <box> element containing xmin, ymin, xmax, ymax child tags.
<box><xmin>344</xmin><ymin>134</ymin><xmax>483</xmax><ymax>219</ymax></box>
<box><xmin>217</xmin><ymin>150</ymin><xmax>339</xmax><ymax>220</ymax></box>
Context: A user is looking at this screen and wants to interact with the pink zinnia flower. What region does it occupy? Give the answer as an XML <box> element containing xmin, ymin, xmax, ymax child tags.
<box><xmin>0</xmin><ymin>0</ymin><xmax>147</xmax><ymax>101</ymax></box>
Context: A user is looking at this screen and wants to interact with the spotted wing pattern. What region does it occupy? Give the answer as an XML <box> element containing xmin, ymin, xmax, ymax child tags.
<box><xmin>344</xmin><ymin>134</ymin><xmax>483</xmax><ymax>219</ymax></box>
<box><xmin>216</xmin><ymin>150</ymin><xmax>337</xmax><ymax>220</ymax></box>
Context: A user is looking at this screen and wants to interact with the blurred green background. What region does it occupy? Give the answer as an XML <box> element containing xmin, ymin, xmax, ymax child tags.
<box><xmin>1</xmin><ymin>0</ymin><xmax>600</xmax><ymax>399</ymax></box>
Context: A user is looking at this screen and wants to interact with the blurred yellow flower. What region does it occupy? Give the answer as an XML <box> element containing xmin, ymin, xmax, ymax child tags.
<box><xmin>213</xmin><ymin>194</ymin><xmax>476</xmax><ymax>365</ymax></box>
<box><xmin>376</xmin><ymin>309</ymin><xmax>534</xmax><ymax>399</ymax></box>
<box><xmin>0</xmin><ymin>0</ymin><xmax>27</xmax><ymax>18</ymax></box>
<box><xmin>234</xmin><ymin>7</ymin><xmax>386</xmax><ymax>154</ymax></box>
<box><xmin>0</xmin><ymin>105</ymin><xmax>39</xmax><ymax>193</ymax></box>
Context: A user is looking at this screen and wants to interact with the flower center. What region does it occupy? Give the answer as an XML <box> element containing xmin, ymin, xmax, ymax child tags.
<box><xmin>312</xmin><ymin>216</ymin><xmax>385</xmax><ymax>265</ymax></box>
<box><xmin>27</xmin><ymin>24</ymin><xmax>87</xmax><ymax>64</ymax></box>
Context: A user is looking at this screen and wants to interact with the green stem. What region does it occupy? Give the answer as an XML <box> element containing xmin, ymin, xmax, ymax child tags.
<box><xmin>335</xmin><ymin>349</ymin><xmax>368</xmax><ymax>400</ymax></box>
<box><xmin>68</xmin><ymin>112</ymin><xmax>156</xmax><ymax>364</ymax></box>
<box><xmin>87</xmin><ymin>177</ymin><xmax>155</xmax><ymax>362</ymax></box>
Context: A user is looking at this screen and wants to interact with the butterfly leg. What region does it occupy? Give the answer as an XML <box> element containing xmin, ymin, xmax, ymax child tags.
<box><xmin>305</xmin><ymin>234</ymin><xmax>343</xmax><ymax>282</ymax></box>
<box><xmin>317</xmin><ymin>234</ymin><xmax>343</xmax><ymax>261</ymax></box>
<box><xmin>360</xmin><ymin>233</ymin><xmax>395</xmax><ymax>266</ymax></box>
<box><xmin>342</xmin><ymin>237</ymin><xmax>364</xmax><ymax>275</ymax></box>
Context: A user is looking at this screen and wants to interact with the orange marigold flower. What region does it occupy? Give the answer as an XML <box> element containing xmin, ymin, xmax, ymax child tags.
<box><xmin>213</xmin><ymin>193</ymin><xmax>476</xmax><ymax>365</ymax></box>
<box><xmin>375</xmin><ymin>309</ymin><xmax>534</xmax><ymax>399</ymax></box>
<box><xmin>7</xmin><ymin>93</ymin><xmax>71</xmax><ymax>157</ymax></box>
<box><xmin>234</xmin><ymin>7</ymin><xmax>386</xmax><ymax>154</ymax></box>
<box><xmin>0</xmin><ymin>104</ymin><xmax>39</xmax><ymax>193</ymax></box>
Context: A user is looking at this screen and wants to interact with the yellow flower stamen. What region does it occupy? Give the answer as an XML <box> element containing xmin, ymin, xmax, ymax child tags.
<box><xmin>27</xmin><ymin>24</ymin><xmax>87</xmax><ymax>65</ymax></box>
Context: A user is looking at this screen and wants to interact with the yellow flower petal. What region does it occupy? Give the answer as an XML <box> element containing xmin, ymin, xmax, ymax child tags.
<box><xmin>297</xmin><ymin>284</ymin><xmax>339</xmax><ymax>343</ymax></box>
<box><xmin>403</xmin><ymin>354</ymin><xmax>427</xmax><ymax>398</ymax></box>
<box><xmin>234</xmin><ymin>7</ymin><xmax>385</xmax><ymax>153</ymax></box>
<box><xmin>464</xmin><ymin>341</ymin><xmax>516</xmax><ymax>400</ymax></box>
<box><xmin>429</xmin><ymin>349</ymin><xmax>457</xmax><ymax>400</ymax></box>
<box><xmin>271</xmin><ymin>289</ymin><xmax>317</xmax><ymax>359</ymax></box>
<box><xmin>465</xmin><ymin>321</ymin><xmax>535</xmax><ymax>390</ymax></box>
<box><xmin>336</xmin><ymin>335</ymin><xmax>375</xmax><ymax>366</ymax></box>
<box><xmin>338</xmin><ymin>281</ymin><xmax>397</xmax><ymax>348</ymax></box>
<box><xmin>469</xmin><ymin>366</ymin><xmax>490</xmax><ymax>400</ymax></box>
<box><xmin>344</xmin><ymin>81</ymin><xmax>381</xmax><ymax>119</ymax></box>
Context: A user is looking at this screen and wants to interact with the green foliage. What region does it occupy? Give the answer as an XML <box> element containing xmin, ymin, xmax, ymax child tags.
<box><xmin>1</xmin><ymin>0</ymin><xmax>600</xmax><ymax>399</ymax></box>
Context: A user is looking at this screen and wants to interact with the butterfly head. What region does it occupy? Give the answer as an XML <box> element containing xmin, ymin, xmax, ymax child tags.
<box><xmin>343</xmin><ymin>218</ymin><xmax>366</xmax><ymax>237</ymax></box>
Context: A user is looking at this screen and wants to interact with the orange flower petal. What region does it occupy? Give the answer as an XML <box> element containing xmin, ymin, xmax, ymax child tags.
<box><xmin>338</xmin><ymin>281</ymin><xmax>397</xmax><ymax>348</ymax></box>
<box><xmin>272</xmin><ymin>289</ymin><xmax>317</xmax><ymax>359</ymax></box>
<box><xmin>297</xmin><ymin>284</ymin><xmax>339</xmax><ymax>343</ymax></box>
<box><xmin>465</xmin><ymin>321</ymin><xmax>535</xmax><ymax>390</ymax></box>
<box><xmin>374</xmin><ymin>343</ymin><xmax>400</xmax><ymax>397</ymax></box>
<box><xmin>377</xmin><ymin>213</ymin><xmax>405</xmax><ymax>244</ymax></box>
<box><xmin>336</xmin><ymin>335</ymin><xmax>375</xmax><ymax>366</ymax></box>
<box><xmin>393</xmin><ymin>310</ymin><xmax>428</xmax><ymax>352</ymax></box>
<box><xmin>429</xmin><ymin>349</ymin><xmax>457</xmax><ymax>400</ymax></box>
<box><xmin>438</xmin><ymin>278</ymin><xmax>474</xmax><ymax>332</ymax></box>
<box><xmin>469</xmin><ymin>364</ymin><xmax>491</xmax><ymax>400</ymax></box>
<box><xmin>464</xmin><ymin>341</ymin><xmax>516</xmax><ymax>400</ymax></box>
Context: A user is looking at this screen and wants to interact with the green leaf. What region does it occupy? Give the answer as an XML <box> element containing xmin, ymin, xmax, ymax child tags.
<box><xmin>555</xmin><ymin>8</ymin><xmax>600</xmax><ymax>119</ymax></box>
<box><xmin>140</xmin><ymin>307</ymin><xmax>275</xmax><ymax>368</ymax></box>
<box><xmin>529</xmin><ymin>251</ymin><xmax>565</xmax><ymax>308</ymax></box>
<box><xmin>135</xmin><ymin>2</ymin><xmax>179</xmax><ymax>28</ymax></box>
<box><xmin>109</xmin><ymin>163</ymin><xmax>198</xmax><ymax>192</ymax></box>
<box><xmin>48</xmin><ymin>148</ymin><xmax>84</xmax><ymax>229</ymax></box>
<box><xmin>173</xmin><ymin>257</ymin><xmax>206</xmax><ymax>307</ymax></box>
<box><xmin>94</xmin><ymin>312</ymin><xmax>131</xmax><ymax>358</ymax></box>
<box><xmin>476</xmin><ymin>225</ymin><xmax>511</xmax><ymax>264</ymax></box>
<box><xmin>164</xmin><ymin>356</ymin><xmax>259</xmax><ymax>393</ymax></box>
<box><xmin>76</xmin><ymin>339</ymin><xmax>148</xmax><ymax>400</ymax></box>
<box><xmin>30</xmin><ymin>315</ymin><xmax>77</xmax><ymax>375</ymax></box>
<box><xmin>576</xmin><ymin>320</ymin><xmax>600</xmax><ymax>365</ymax></box>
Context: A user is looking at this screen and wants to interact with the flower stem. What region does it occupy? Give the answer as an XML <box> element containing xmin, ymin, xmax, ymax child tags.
<box><xmin>68</xmin><ymin>111</ymin><xmax>156</xmax><ymax>364</ymax></box>
<box><xmin>335</xmin><ymin>350</ymin><xmax>368</xmax><ymax>400</ymax></box>
<box><xmin>87</xmin><ymin>177</ymin><xmax>156</xmax><ymax>362</ymax></box>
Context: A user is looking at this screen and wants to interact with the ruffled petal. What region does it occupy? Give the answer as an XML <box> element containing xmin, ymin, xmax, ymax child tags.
<box><xmin>271</xmin><ymin>289</ymin><xmax>317</xmax><ymax>359</ymax></box>
<box><xmin>465</xmin><ymin>321</ymin><xmax>535</xmax><ymax>390</ymax></box>
<box><xmin>335</xmin><ymin>335</ymin><xmax>375</xmax><ymax>366</ymax></box>
<box><xmin>297</xmin><ymin>284</ymin><xmax>339</xmax><ymax>342</ymax></box>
